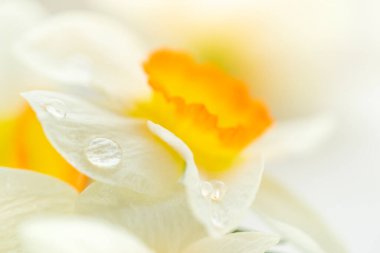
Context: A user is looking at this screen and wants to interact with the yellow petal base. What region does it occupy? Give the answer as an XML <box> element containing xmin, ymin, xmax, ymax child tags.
<box><xmin>0</xmin><ymin>105</ymin><xmax>88</xmax><ymax>191</ymax></box>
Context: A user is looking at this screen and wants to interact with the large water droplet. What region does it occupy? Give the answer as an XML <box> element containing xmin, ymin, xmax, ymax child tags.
<box><xmin>44</xmin><ymin>100</ymin><xmax>67</xmax><ymax>120</ymax></box>
<box><xmin>85</xmin><ymin>137</ymin><xmax>122</xmax><ymax>169</ymax></box>
<box><xmin>200</xmin><ymin>180</ymin><xmax>227</xmax><ymax>201</ymax></box>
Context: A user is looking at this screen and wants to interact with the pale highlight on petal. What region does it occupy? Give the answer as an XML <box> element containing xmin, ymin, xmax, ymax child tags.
<box><xmin>183</xmin><ymin>232</ymin><xmax>279</xmax><ymax>253</ymax></box>
<box><xmin>253</xmin><ymin>176</ymin><xmax>347</xmax><ymax>253</ymax></box>
<box><xmin>0</xmin><ymin>0</ymin><xmax>46</xmax><ymax>115</ymax></box>
<box><xmin>261</xmin><ymin>217</ymin><xmax>326</xmax><ymax>253</ymax></box>
<box><xmin>148</xmin><ymin>121</ymin><xmax>264</xmax><ymax>237</ymax></box>
<box><xmin>15</xmin><ymin>11</ymin><xmax>150</xmax><ymax>109</ymax></box>
<box><xmin>77</xmin><ymin>183</ymin><xmax>206</xmax><ymax>253</ymax></box>
<box><xmin>0</xmin><ymin>168</ymin><xmax>77</xmax><ymax>252</ymax></box>
<box><xmin>249</xmin><ymin>114</ymin><xmax>335</xmax><ymax>161</ymax></box>
<box><xmin>23</xmin><ymin>91</ymin><xmax>182</xmax><ymax>196</ymax></box>
<box><xmin>19</xmin><ymin>216</ymin><xmax>154</xmax><ymax>253</ymax></box>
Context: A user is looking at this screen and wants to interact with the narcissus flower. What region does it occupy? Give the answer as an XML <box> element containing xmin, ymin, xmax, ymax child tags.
<box><xmin>9</xmin><ymin>10</ymin><xmax>345</xmax><ymax>253</ymax></box>
<box><xmin>21</xmin><ymin>21</ymin><xmax>272</xmax><ymax>236</ymax></box>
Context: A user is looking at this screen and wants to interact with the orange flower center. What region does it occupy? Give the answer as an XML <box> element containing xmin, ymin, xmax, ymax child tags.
<box><xmin>131</xmin><ymin>49</ymin><xmax>272</xmax><ymax>174</ymax></box>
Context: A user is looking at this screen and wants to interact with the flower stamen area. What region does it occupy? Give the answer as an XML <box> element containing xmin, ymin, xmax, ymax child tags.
<box><xmin>131</xmin><ymin>49</ymin><xmax>272</xmax><ymax>174</ymax></box>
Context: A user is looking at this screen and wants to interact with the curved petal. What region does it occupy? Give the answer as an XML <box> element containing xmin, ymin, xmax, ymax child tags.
<box><xmin>76</xmin><ymin>183</ymin><xmax>206</xmax><ymax>253</ymax></box>
<box><xmin>23</xmin><ymin>91</ymin><xmax>183</xmax><ymax>196</ymax></box>
<box><xmin>248</xmin><ymin>114</ymin><xmax>335</xmax><ymax>161</ymax></box>
<box><xmin>15</xmin><ymin>11</ymin><xmax>150</xmax><ymax>109</ymax></box>
<box><xmin>0</xmin><ymin>168</ymin><xmax>77</xmax><ymax>252</ymax></box>
<box><xmin>19</xmin><ymin>216</ymin><xmax>154</xmax><ymax>253</ymax></box>
<box><xmin>259</xmin><ymin>217</ymin><xmax>326</xmax><ymax>253</ymax></box>
<box><xmin>148</xmin><ymin>121</ymin><xmax>264</xmax><ymax>237</ymax></box>
<box><xmin>0</xmin><ymin>104</ymin><xmax>88</xmax><ymax>191</ymax></box>
<box><xmin>253</xmin><ymin>175</ymin><xmax>347</xmax><ymax>253</ymax></box>
<box><xmin>183</xmin><ymin>232</ymin><xmax>279</xmax><ymax>253</ymax></box>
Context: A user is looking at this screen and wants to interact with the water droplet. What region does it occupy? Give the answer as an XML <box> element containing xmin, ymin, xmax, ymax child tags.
<box><xmin>200</xmin><ymin>180</ymin><xmax>227</xmax><ymax>201</ymax></box>
<box><xmin>200</xmin><ymin>181</ymin><xmax>213</xmax><ymax>198</ymax></box>
<box><xmin>44</xmin><ymin>100</ymin><xmax>67</xmax><ymax>120</ymax></box>
<box><xmin>85</xmin><ymin>138</ymin><xmax>122</xmax><ymax>169</ymax></box>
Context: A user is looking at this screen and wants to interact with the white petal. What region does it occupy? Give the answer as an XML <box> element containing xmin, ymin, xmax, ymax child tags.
<box><xmin>147</xmin><ymin>121</ymin><xmax>264</xmax><ymax>237</ymax></box>
<box><xmin>249</xmin><ymin>114</ymin><xmax>335</xmax><ymax>161</ymax></box>
<box><xmin>253</xmin><ymin>176</ymin><xmax>347</xmax><ymax>253</ymax></box>
<box><xmin>0</xmin><ymin>168</ymin><xmax>77</xmax><ymax>252</ymax></box>
<box><xmin>15</xmin><ymin>11</ymin><xmax>150</xmax><ymax>109</ymax></box>
<box><xmin>23</xmin><ymin>91</ymin><xmax>183</xmax><ymax>196</ymax></box>
<box><xmin>19</xmin><ymin>216</ymin><xmax>154</xmax><ymax>253</ymax></box>
<box><xmin>76</xmin><ymin>183</ymin><xmax>206</xmax><ymax>253</ymax></box>
<box><xmin>183</xmin><ymin>232</ymin><xmax>279</xmax><ymax>253</ymax></box>
<box><xmin>260</xmin><ymin>217</ymin><xmax>326</xmax><ymax>253</ymax></box>
<box><xmin>0</xmin><ymin>0</ymin><xmax>46</xmax><ymax>115</ymax></box>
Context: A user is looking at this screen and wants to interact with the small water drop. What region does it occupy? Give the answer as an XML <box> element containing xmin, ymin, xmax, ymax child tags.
<box><xmin>210</xmin><ymin>181</ymin><xmax>226</xmax><ymax>201</ymax></box>
<box><xmin>200</xmin><ymin>181</ymin><xmax>213</xmax><ymax>198</ymax></box>
<box><xmin>44</xmin><ymin>100</ymin><xmax>67</xmax><ymax>120</ymax></box>
<box><xmin>200</xmin><ymin>180</ymin><xmax>227</xmax><ymax>201</ymax></box>
<box><xmin>85</xmin><ymin>137</ymin><xmax>122</xmax><ymax>169</ymax></box>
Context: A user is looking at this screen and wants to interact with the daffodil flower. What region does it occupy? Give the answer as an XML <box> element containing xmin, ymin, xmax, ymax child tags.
<box><xmin>9</xmin><ymin>10</ymin><xmax>344</xmax><ymax>253</ymax></box>
<box><xmin>20</xmin><ymin>12</ymin><xmax>273</xmax><ymax>237</ymax></box>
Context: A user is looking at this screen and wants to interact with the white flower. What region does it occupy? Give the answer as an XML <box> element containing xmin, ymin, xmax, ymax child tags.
<box><xmin>0</xmin><ymin>3</ymin><xmax>345</xmax><ymax>252</ymax></box>
<box><xmin>14</xmin><ymin>11</ymin><xmax>345</xmax><ymax>252</ymax></box>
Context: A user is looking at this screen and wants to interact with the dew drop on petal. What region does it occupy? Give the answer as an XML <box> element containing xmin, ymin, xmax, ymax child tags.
<box><xmin>85</xmin><ymin>137</ymin><xmax>122</xmax><ymax>169</ymax></box>
<box><xmin>210</xmin><ymin>180</ymin><xmax>227</xmax><ymax>201</ymax></box>
<box><xmin>200</xmin><ymin>181</ymin><xmax>213</xmax><ymax>198</ymax></box>
<box><xmin>44</xmin><ymin>100</ymin><xmax>67</xmax><ymax>120</ymax></box>
<box><xmin>200</xmin><ymin>180</ymin><xmax>227</xmax><ymax>201</ymax></box>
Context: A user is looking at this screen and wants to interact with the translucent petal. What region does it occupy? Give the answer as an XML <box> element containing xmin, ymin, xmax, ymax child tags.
<box><xmin>148</xmin><ymin>121</ymin><xmax>264</xmax><ymax>237</ymax></box>
<box><xmin>0</xmin><ymin>168</ymin><xmax>77</xmax><ymax>252</ymax></box>
<box><xmin>15</xmin><ymin>11</ymin><xmax>150</xmax><ymax>109</ymax></box>
<box><xmin>23</xmin><ymin>91</ymin><xmax>183</xmax><ymax>196</ymax></box>
<box><xmin>248</xmin><ymin>114</ymin><xmax>335</xmax><ymax>161</ymax></box>
<box><xmin>19</xmin><ymin>216</ymin><xmax>154</xmax><ymax>253</ymax></box>
<box><xmin>183</xmin><ymin>232</ymin><xmax>279</xmax><ymax>253</ymax></box>
<box><xmin>0</xmin><ymin>0</ymin><xmax>46</xmax><ymax>115</ymax></box>
<box><xmin>76</xmin><ymin>183</ymin><xmax>206</xmax><ymax>253</ymax></box>
<box><xmin>253</xmin><ymin>176</ymin><xmax>347</xmax><ymax>253</ymax></box>
<box><xmin>260</xmin><ymin>217</ymin><xmax>326</xmax><ymax>253</ymax></box>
